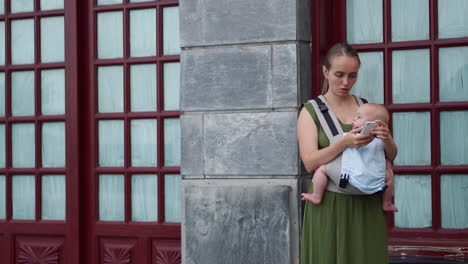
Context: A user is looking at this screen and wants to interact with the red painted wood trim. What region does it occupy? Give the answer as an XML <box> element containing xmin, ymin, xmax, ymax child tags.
<box><xmin>387</xmin><ymin>102</ymin><xmax>468</xmax><ymax>112</ymax></box>
<box><xmin>78</xmin><ymin>0</ymin><xmax>95</xmax><ymax>262</ymax></box>
<box><xmin>93</xmin><ymin>55</ymin><xmax>180</xmax><ymax>66</ymax></box>
<box><xmin>125</xmin><ymin>172</ymin><xmax>131</xmax><ymax>222</ymax></box>
<box><xmin>66</xmin><ymin>0</ymin><xmax>81</xmax><ymax>262</ymax></box>
<box><xmin>390</xmin><ymin>228</ymin><xmax>468</xmax><ymax>238</ymax></box>
<box><xmin>0</xmin><ymin>62</ymin><xmax>67</xmax><ymax>71</ymax></box>
<box><xmin>0</xmin><ymin>221</ymin><xmax>67</xmax><ymax>233</ymax></box>
<box><xmin>430</xmin><ymin>0</ymin><xmax>438</xmax><ymax>40</ymax></box>
<box><xmin>95</xmin><ymin>111</ymin><xmax>181</xmax><ymax>119</ymax></box>
<box><xmin>352</xmin><ymin>38</ymin><xmax>468</xmax><ymax>50</ymax></box>
<box><xmin>333</xmin><ymin>0</ymin><xmax>346</xmax><ymax>44</ymax></box>
<box><xmin>5</xmin><ymin>173</ymin><xmax>11</xmax><ymax>221</ymax></box>
<box><xmin>384</xmin><ymin>0</ymin><xmax>390</xmax><ymax>45</ymax></box>
<box><xmin>310</xmin><ymin>0</ymin><xmax>319</xmax><ymax>97</ymax></box>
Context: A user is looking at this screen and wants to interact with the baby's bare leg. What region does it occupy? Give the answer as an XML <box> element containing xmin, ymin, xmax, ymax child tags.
<box><xmin>382</xmin><ymin>160</ymin><xmax>398</xmax><ymax>212</ymax></box>
<box><xmin>302</xmin><ymin>165</ymin><xmax>328</xmax><ymax>204</ymax></box>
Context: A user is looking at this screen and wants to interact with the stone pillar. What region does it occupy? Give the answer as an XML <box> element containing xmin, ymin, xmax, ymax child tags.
<box><xmin>180</xmin><ymin>1</ymin><xmax>311</xmax><ymax>263</ymax></box>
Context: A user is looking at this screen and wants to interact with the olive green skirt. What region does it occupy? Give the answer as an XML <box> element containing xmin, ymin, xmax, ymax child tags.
<box><xmin>300</xmin><ymin>184</ymin><xmax>388</xmax><ymax>264</ymax></box>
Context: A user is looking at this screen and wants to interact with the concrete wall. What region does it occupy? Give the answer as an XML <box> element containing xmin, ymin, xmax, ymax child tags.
<box><xmin>180</xmin><ymin>0</ymin><xmax>312</xmax><ymax>263</ymax></box>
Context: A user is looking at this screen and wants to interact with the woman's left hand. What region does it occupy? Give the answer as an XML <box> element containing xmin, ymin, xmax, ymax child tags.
<box><xmin>371</xmin><ymin>120</ymin><xmax>391</xmax><ymax>141</ymax></box>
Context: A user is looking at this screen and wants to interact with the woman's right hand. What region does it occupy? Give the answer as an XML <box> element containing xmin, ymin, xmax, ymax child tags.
<box><xmin>342</xmin><ymin>127</ymin><xmax>374</xmax><ymax>148</ymax></box>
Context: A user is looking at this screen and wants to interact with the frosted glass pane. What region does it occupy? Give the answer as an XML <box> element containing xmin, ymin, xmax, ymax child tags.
<box><xmin>98</xmin><ymin>66</ymin><xmax>123</xmax><ymax>113</ymax></box>
<box><xmin>391</xmin><ymin>0</ymin><xmax>429</xmax><ymax>41</ymax></box>
<box><xmin>42</xmin><ymin>122</ymin><xmax>65</xmax><ymax>168</ymax></box>
<box><xmin>130</xmin><ymin>0</ymin><xmax>153</xmax><ymax>2</ymax></box>
<box><xmin>0</xmin><ymin>125</ymin><xmax>6</xmax><ymax>168</ymax></box>
<box><xmin>351</xmin><ymin>52</ymin><xmax>383</xmax><ymax>104</ymax></box>
<box><xmin>98</xmin><ymin>12</ymin><xmax>123</xmax><ymax>59</ymax></box>
<box><xmin>130</xmin><ymin>9</ymin><xmax>156</xmax><ymax>57</ymax></box>
<box><xmin>439</xmin><ymin>46</ymin><xmax>468</xmax><ymax>102</ymax></box>
<box><xmin>41</xmin><ymin>16</ymin><xmax>65</xmax><ymax>63</ymax></box>
<box><xmin>164</xmin><ymin>63</ymin><xmax>180</xmax><ymax>110</ymax></box>
<box><xmin>98</xmin><ymin>0</ymin><xmax>122</xmax><ymax>5</ymax></box>
<box><xmin>12</xmin><ymin>175</ymin><xmax>35</xmax><ymax>220</ymax></box>
<box><xmin>163</xmin><ymin>7</ymin><xmax>180</xmax><ymax>55</ymax></box>
<box><xmin>42</xmin><ymin>175</ymin><xmax>65</xmax><ymax>220</ymax></box>
<box><xmin>395</xmin><ymin>175</ymin><xmax>432</xmax><ymax>228</ymax></box>
<box><xmin>441</xmin><ymin>175</ymin><xmax>468</xmax><ymax>228</ymax></box>
<box><xmin>393</xmin><ymin>112</ymin><xmax>431</xmax><ymax>165</ymax></box>
<box><xmin>11</xmin><ymin>19</ymin><xmax>34</xmax><ymax>64</ymax></box>
<box><xmin>0</xmin><ymin>22</ymin><xmax>5</xmax><ymax>65</ymax></box>
<box><xmin>440</xmin><ymin>111</ymin><xmax>468</xmax><ymax>165</ymax></box>
<box><xmin>164</xmin><ymin>119</ymin><xmax>180</xmax><ymax>166</ymax></box>
<box><xmin>99</xmin><ymin>120</ymin><xmax>124</xmax><ymax>167</ymax></box>
<box><xmin>131</xmin><ymin>174</ymin><xmax>157</xmax><ymax>221</ymax></box>
<box><xmin>99</xmin><ymin>175</ymin><xmax>124</xmax><ymax>221</ymax></box>
<box><xmin>11</xmin><ymin>0</ymin><xmax>33</xmax><ymax>13</ymax></box>
<box><xmin>0</xmin><ymin>175</ymin><xmax>4</xmax><ymax>219</ymax></box>
<box><xmin>130</xmin><ymin>64</ymin><xmax>156</xmax><ymax>112</ymax></box>
<box><xmin>165</xmin><ymin>174</ymin><xmax>181</xmax><ymax>222</ymax></box>
<box><xmin>439</xmin><ymin>0</ymin><xmax>468</xmax><ymax>39</ymax></box>
<box><xmin>12</xmin><ymin>123</ymin><xmax>35</xmax><ymax>168</ymax></box>
<box><xmin>131</xmin><ymin>119</ymin><xmax>156</xmax><ymax>167</ymax></box>
<box><xmin>41</xmin><ymin>69</ymin><xmax>65</xmax><ymax>115</ymax></box>
<box><xmin>12</xmin><ymin>71</ymin><xmax>35</xmax><ymax>116</ymax></box>
<box><xmin>392</xmin><ymin>49</ymin><xmax>430</xmax><ymax>103</ymax></box>
<box><xmin>347</xmin><ymin>0</ymin><xmax>382</xmax><ymax>44</ymax></box>
<box><xmin>0</xmin><ymin>72</ymin><xmax>4</xmax><ymax>116</ymax></box>
<box><xmin>41</xmin><ymin>0</ymin><xmax>64</xmax><ymax>10</ymax></box>
<box><xmin>0</xmin><ymin>0</ymin><xmax>3</xmax><ymax>14</ymax></box>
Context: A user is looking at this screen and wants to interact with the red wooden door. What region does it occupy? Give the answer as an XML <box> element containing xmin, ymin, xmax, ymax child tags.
<box><xmin>79</xmin><ymin>0</ymin><xmax>182</xmax><ymax>263</ymax></box>
<box><xmin>0</xmin><ymin>0</ymin><xmax>80</xmax><ymax>263</ymax></box>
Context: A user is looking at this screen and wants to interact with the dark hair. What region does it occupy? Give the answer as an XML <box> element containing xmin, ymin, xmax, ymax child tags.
<box><xmin>322</xmin><ymin>43</ymin><xmax>361</xmax><ymax>94</ymax></box>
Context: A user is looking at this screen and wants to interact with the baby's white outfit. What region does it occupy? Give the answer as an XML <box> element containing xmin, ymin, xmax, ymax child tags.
<box><xmin>340</xmin><ymin>137</ymin><xmax>386</xmax><ymax>194</ymax></box>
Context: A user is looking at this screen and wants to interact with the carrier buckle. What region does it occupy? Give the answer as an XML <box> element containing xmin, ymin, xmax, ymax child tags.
<box><xmin>339</xmin><ymin>174</ymin><xmax>349</xmax><ymax>188</ymax></box>
<box><xmin>318</xmin><ymin>103</ymin><xmax>328</xmax><ymax>112</ymax></box>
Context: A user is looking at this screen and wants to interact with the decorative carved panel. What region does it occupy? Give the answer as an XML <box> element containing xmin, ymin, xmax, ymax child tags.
<box><xmin>100</xmin><ymin>238</ymin><xmax>136</xmax><ymax>264</ymax></box>
<box><xmin>15</xmin><ymin>236</ymin><xmax>64</xmax><ymax>264</ymax></box>
<box><xmin>152</xmin><ymin>240</ymin><xmax>181</xmax><ymax>264</ymax></box>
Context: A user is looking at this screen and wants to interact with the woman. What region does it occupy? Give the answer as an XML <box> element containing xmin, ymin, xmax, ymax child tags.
<box><xmin>298</xmin><ymin>43</ymin><xmax>397</xmax><ymax>264</ymax></box>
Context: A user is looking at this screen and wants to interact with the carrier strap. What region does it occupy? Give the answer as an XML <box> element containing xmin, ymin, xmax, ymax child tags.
<box><xmin>314</xmin><ymin>97</ymin><xmax>339</xmax><ymax>136</ymax></box>
<box><xmin>308</xmin><ymin>95</ymin><xmax>368</xmax><ymax>145</ymax></box>
<box><xmin>355</xmin><ymin>97</ymin><xmax>368</xmax><ymax>105</ymax></box>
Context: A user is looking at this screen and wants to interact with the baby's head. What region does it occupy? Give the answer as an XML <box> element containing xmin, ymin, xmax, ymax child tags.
<box><xmin>352</xmin><ymin>103</ymin><xmax>389</xmax><ymax>129</ymax></box>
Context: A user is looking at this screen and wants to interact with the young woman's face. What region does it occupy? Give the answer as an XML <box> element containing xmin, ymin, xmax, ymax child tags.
<box><xmin>323</xmin><ymin>55</ymin><xmax>360</xmax><ymax>97</ymax></box>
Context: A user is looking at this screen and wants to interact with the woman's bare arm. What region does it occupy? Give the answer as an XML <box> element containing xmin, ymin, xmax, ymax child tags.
<box><xmin>373</xmin><ymin>120</ymin><xmax>398</xmax><ymax>161</ymax></box>
<box><xmin>297</xmin><ymin>107</ymin><xmax>374</xmax><ymax>172</ymax></box>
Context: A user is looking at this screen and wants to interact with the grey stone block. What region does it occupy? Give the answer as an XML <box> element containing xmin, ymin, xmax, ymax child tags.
<box><xmin>184</xmin><ymin>184</ymin><xmax>291</xmax><ymax>264</ymax></box>
<box><xmin>181</xmin><ymin>114</ymin><xmax>204</xmax><ymax>175</ymax></box>
<box><xmin>181</xmin><ymin>46</ymin><xmax>271</xmax><ymax>111</ymax></box>
<box><xmin>181</xmin><ymin>44</ymin><xmax>304</xmax><ymax>111</ymax></box>
<box><xmin>204</xmin><ymin>112</ymin><xmax>298</xmax><ymax>175</ymax></box>
<box><xmin>272</xmin><ymin>44</ymin><xmax>298</xmax><ymax>108</ymax></box>
<box><xmin>180</xmin><ymin>0</ymin><xmax>298</xmax><ymax>47</ymax></box>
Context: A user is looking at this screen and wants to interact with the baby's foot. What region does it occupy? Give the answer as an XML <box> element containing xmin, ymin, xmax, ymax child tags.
<box><xmin>383</xmin><ymin>202</ymin><xmax>398</xmax><ymax>212</ymax></box>
<box><xmin>301</xmin><ymin>193</ymin><xmax>322</xmax><ymax>204</ymax></box>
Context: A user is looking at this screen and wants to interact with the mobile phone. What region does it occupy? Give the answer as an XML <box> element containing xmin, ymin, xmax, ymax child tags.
<box><xmin>360</xmin><ymin>121</ymin><xmax>378</xmax><ymax>134</ymax></box>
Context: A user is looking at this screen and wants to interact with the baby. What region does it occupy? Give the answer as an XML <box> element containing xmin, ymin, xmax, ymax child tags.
<box><xmin>302</xmin><ymin>103</ymin><xmax>398</xmax><ymax>212</ymax></box>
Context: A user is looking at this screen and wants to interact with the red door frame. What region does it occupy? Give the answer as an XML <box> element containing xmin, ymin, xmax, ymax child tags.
<box><xmin>312</xmin><ymin>0</ymin><xmax>468</xmax><ymax>256</ymax></box>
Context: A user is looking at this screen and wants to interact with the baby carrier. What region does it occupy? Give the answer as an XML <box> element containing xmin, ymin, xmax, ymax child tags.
<box><xmin>308</xmin><ymin>95</ymin><xmax>369</xmax><ymax>195</ymax></box>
